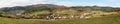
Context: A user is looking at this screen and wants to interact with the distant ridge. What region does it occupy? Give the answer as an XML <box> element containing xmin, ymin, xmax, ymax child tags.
<box><xmin>0</xmin><ymin>4</ymin><xmax>66</xmax><ymax>12</ymax></box>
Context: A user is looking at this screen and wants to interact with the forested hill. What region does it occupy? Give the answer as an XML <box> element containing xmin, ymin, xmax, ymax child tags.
<box><xmin>0</xmin><ymin>4</ymin><xmax>119</xmax><ymax>19</ymax></box>
<box><xmin>0</xmin><ymin>4</ymin><xmax>66</xmax><ymax>12</ymax></box>
<box><xmin>0</xmin><ymin>4</ymin><xmax>118</xmax><ymax>14</ymax></box>
<box><xmin>70</xmin><ymin>6</ymin><xmax>116</xmax><ymax>12</ymax></box>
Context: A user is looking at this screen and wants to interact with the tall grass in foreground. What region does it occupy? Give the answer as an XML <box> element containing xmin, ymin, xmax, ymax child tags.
<box><xmin>0</xmin><ymin>17</ymin><xmax>36</xmax><ymax>24</ymax></box>
<box><xmin>0</xmin><ymin>16</ymin><xmax>120</xmax><ymax>24</ymax></box>
<box><xmin>37</xmin><ymin>16</ymin><xmax>120</xmax><ymax>24</ymax></box>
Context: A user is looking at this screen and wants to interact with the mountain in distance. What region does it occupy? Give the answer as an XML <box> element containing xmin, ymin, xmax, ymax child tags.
<box><xmin>0</xmin><ymin>4</ymin><xmax>119</xmax><ymax>19</ymax></box>
<box><xmin>0</xmin><ymin>4</ymin><xmax>66</xmax><ymax>12</ymax></box>
<box><xmin>0</xmin><ymin>4</ymin><xmax>119</xmax><ymax>14</ymax></box>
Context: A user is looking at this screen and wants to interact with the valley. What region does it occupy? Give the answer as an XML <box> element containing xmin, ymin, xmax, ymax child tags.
<box><xmin>0</xmin><ymin>4</ymin><xmax>120</xmax><ymax>24</ymax></box>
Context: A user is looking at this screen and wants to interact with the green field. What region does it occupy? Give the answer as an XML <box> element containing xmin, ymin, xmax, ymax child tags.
<box><xmin>0</xmin><ymin>17</ymin><xmax>37</xmax><ymax>24</ymax></box>
<box><xmin>0</xmin><ymin>16</ymin><xmax>120</xmax><ymax>24</ymax></box>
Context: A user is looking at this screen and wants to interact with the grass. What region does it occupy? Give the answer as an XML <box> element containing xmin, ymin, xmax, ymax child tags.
<box><xmin>38</xmin><ymin>16</ymin><xmax>120</xmax><ymax>24</ymax></box>
<box><xmin>0</xmin><ymin>16</ymin><xmax>120</xmax><ymax>24</ymax></box>
<box><xmin>0</xmin><ymin>17</ymin><xmax>36</xmax><ymax>24</ymax></box>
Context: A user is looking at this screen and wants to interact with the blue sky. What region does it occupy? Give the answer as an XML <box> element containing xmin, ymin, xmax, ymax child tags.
<box><xmin>0</xmin><ymin>0</ymin><xmax>120</xmax><ymax>8</ymax></box>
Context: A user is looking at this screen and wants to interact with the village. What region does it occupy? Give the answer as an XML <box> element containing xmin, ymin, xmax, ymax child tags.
<box><xmin>10</xmin><ymin>6</ymin><xmax>119</xmax><ymax>20</ymax></box>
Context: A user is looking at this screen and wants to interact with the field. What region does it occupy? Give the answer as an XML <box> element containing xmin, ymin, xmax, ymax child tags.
<box><xmin>0</xmin><ymin>17</ymin><xmax>37</xmax><ymax>24</ymax></box>
<box><xmin>0</xmin><ymin>16</ymin><xmax>120</xmax><ymax>24</ymax></box>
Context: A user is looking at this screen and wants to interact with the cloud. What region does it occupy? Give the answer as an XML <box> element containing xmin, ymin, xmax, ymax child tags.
<box><xmin>54</xmin><ymin>1</ymin><xmax>109</xmax><ymax>7</ymax></box>
<box><xmin>55</xmin><ymin>1</ymin><xmax>75</xmax><ymax>6</ymax></box>
<box><xmin>108</xmin><ymin>0</ymin><xmax>118</xmax><ymax>2</ymax></box>
<box><xmin>0</xmin><ymin>0</ymin><xmax>49</xmax><ymax>8</ymax></box>
<box><xmin>0</xmin><ymin>0</ymin><xmax>120</xmax><ymax>8</ymax></box>
<box><xmin>54</xmin><ymin>1</ymin><xmax>85</xmax><ymax>7</ymax></box>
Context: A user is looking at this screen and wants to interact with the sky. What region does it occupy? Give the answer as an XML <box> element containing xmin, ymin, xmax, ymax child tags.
<box><xmin>0</xmin><ymin>0</ymin><xmax>120</xmax><ymax>8</ymax></box>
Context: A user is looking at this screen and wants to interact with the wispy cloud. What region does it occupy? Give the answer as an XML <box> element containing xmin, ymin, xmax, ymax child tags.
<box><xmin>0</xmin><ymin>0</ymin><xmax>49</xmax><ymax>8</ymax></box>
<box><xmin>0</xmin><ymin>0</ymin><xmax>120</xmax><ymax>8</ymax></box>
<box><xmin>108</xmin><ymin>0</ymin><xmax>118</xmax><ymax>2</ymax></box>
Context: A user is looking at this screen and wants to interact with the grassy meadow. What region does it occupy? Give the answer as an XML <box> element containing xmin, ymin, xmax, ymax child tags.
<box><xmin>0</xmin><ymin>16</ymin><xmax>119</xmax><ymax>24</ymax></box>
